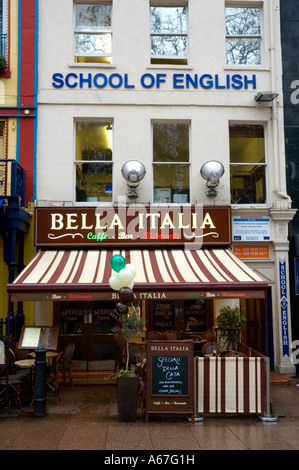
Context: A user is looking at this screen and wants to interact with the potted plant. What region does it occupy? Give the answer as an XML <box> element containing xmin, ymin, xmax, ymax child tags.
<box><xmin>112</xmin><ymin>291</ymin><xmax>144</xmax><ymax>422</ymax></box>
<box><xmin>0</xmin><ymin>55</ymin><xmax>7</xmax><ymax>72</ymax></box>
<box><xmin>215</xmin><ymin>306</ymin><xmax>246</xmax><ymax>350</ymax></box>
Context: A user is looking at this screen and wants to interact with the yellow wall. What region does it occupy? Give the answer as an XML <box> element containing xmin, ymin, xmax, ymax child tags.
<box><xmin>0</xmin><ymin>1</ymin><xmax>35</xmax><ymax>327</ymax></box>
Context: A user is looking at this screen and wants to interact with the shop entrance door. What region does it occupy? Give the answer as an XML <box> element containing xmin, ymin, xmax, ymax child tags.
<box><xmin>54</xmin><ymin>301</ymin><xmax>116</xmax><ymax>370</ymax></box>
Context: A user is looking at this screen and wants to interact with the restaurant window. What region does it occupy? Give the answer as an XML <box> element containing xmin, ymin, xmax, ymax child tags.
<box><xmin>74</xmin><ymin>2</ymin><xmax>112</xmax><ymax>64</ymax></box>
<box><xmin>93</xmin><ymin>302</ymin><xmax>117</xmax><ymax>334</ymax></box>
<box><xmin>185</xmin><ymin>300</ymin><xmax>206</xmax><ymax>333</ymax></box>
<box><xmin>150</xmin><ymin>4</ymin><xmax>188</xmax><ymax>65</ymax></box>
<box><xmin>230</xmin><ymin>124</ymin><xmax>266</xmax><ymax>205</ymax></box>
<box><xmin>153</xmin><ymin>300</ymin><xmax>175</xmax><ymax>332</ymax></box>
<box><xmin>153</xmin><ymin>122</ymin><xmax>190</xmax><ymax>203</ymax></box>
<box><xmin>0</xmin><ymin>0</ymin><xmax>7</xmax><ymax>62</ymax></box>
<box><xmin>61</xmin><ymin>303</ymin><xmax>85</xmax><ymax>335</ymax></box>
<box><xmin>75</xmin><ymin>121</ymin><xmax>113</xmax><ymax>202</ymax></box>
<box><xmin>225</xmin><ymin>6</ymin><xmax>262</xmax><ymax>65</ymax></box>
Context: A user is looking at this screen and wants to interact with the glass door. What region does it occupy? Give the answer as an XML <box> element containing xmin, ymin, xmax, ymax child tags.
<box><xmin>54</xmin><ymin>301</ymin><xmax>117</xmax><ymax>370</ymax></box>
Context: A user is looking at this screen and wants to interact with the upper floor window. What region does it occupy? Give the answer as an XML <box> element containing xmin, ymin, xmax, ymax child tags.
<box><xmin>153</xmin><ymin>122</ymin><xmax>190</xmax><ymax>203</ymax></box>
<box><xmin>75</xmin><ymin>121</ymin><xmax>113</xmax><ymax>203</ymax></box>
<box><xmin>74</xmin><ymin>3</ymin><xmax>112</xmax><ymax>64</ymax></box>
<box><xmin>225</xmin><ymin>6</ymin><xmax>261</xmax><ymax>65</ymax></box>
<box><xmin>230</xmin><ymin>124</ymin><xmax>266</xmax><ymax>205</ymax></box>
<box><xmin>0</xmin><ymin>0</ymin><xmax>7</xmax><ymax>67</ymax></box>
<box><xmin>150</xmin><ymin>5</ymin><xmax>187</xmax><ymax>65</ymax></box>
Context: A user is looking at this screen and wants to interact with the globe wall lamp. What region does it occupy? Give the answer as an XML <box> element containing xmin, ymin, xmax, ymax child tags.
<box><xmin>200</xmin><ymin>160</ymin><xmax>225</xmax><ymax>197</ymax></box>
<box><xmin>121</xmin><ymin>160</ymin><xmax>146</xmax><ymax>198</ymax></box>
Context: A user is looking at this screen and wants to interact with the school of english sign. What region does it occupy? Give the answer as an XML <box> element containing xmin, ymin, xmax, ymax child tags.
<box><xmin>51</xmin><ymin>72</ymin><xmax>257</xmax><ymax>90</ymax></box>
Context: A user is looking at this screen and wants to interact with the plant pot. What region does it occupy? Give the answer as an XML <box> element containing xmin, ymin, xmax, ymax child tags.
<box><xmin>117</xmin><ymin>376</ymin><xmax>139</xmax><ymax>422</ymax></box>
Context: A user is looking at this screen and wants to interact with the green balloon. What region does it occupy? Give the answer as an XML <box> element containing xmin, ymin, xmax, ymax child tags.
<box><xmin>110</xmin><ymin>254</ymin><xmax>126</xmax><ymax>273</ymax></box>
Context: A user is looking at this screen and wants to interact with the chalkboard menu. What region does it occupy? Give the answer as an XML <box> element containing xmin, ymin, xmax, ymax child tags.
<box><xmin>145</xmin><ymin>340</ymin><xmax>194</xmax><ymax>422</ymax></box>
<box><xmin>18</xmin><ymin>326</ymin><xmax>59</xmax><ymax>351</ymax></box>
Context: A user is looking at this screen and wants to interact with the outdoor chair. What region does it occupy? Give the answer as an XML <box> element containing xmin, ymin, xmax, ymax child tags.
<box><xmin>56</xmin><ymin>343</ymin><xmax>75</xmax><ymax>389</ymax></box>
<box><xmin>201</xmin><ymin>329</ymin><xmax>216</xmax><ymax>342</ymax></box>
<box><xmin>146</xmin><ymin>331</ymin><xmax>162</xmax><ymax>340</ymax></box>
<box><xmin>46</xmin><ymin>363</ymin><xmax>60</xmax><ymax>405</ymax></box>
<box><xmin>0</xmin><ymin>347</ymin><xmax>23</xmax><ymax>411</ymax></box>
<box><xmin>202</xmin><ymin>341</ymin><xmax>221</xmax><ymax>356</ymax></box>
<box><xmin>163</xmin><ymin>330</ymin><xmax>180</xmax><ymax>340</ymax></box>
<box><xmin>225</xmin><ymin>350</ymin><xmax>247</xmax><ymax>357</ymax></box>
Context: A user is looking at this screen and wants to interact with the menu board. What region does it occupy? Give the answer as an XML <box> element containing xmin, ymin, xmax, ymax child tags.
<box><xmin>151</xmin><ymin>356</ymin><xmax>188</xmax><ymax>395</ymax></box>
<box><xmin>145</xmin><ymin>340</ymin><xmax>194</xmax><ymax>422</ymax></box>
<box><xmin>18</xmin><ymin>326</ymin><xmax>59</xmax><ymax>350</ymax></box>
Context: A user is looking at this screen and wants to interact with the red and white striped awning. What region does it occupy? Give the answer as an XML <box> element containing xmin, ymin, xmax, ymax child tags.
<box><xmin>7</xmin><ymin>248</ymin><xmax>268</xmax><ymax>301</ymax></box>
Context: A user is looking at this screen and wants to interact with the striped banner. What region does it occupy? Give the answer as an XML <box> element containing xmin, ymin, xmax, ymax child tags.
<box><xmin>196</xmin><ymin>357</ymin><xmax>267</xmax><ymax>414</ymax></box>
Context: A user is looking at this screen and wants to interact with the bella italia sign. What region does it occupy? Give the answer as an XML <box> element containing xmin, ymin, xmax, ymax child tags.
<box><xmin>52</xmin><ymin>72</ymin><xmax>257</xmax><ymax>90</ymax></box>
<box><xmin>34</xmin><ymin>205</ymin><xmax>231</xmax><ymax>248</ymax></box>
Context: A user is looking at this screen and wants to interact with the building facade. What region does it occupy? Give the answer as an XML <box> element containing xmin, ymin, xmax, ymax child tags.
<box><xmin>0</xmin><ymin>0</ymin><xmax>37</xmax><ymax>336</ymax></box>
<box><xmin>281</xmin><ymin>0</ymin><xmax>299</xmax><ymax>364</ymax></box>
<box><xmin>6</xmin><ymin>0</ymin><xmax>296</xmax><ymax>374</ymax></box>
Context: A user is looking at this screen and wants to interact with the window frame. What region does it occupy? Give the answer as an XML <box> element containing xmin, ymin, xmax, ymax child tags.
<box><xmin>229</xmin><ymin>122</ymin><xmax>267</xmax><ymax>207</ymax></box>
<box><xmin>0</xmin><ymin>0</ymin><xmax>10</xmax><ymax>75</ymax></box>
<box><xmin>152</xmin><ymin>120</ymin><xmax>191</xmax><ymax>204</ymax></box>
<box><xmin>74</xmin><ymin>1</ymin><xmax>113</xmax><ymax>63</ymax></box>
<box><xmin>150</xmin><ymin>3</ymin><xmax>188</xmax><ymax>65</ymax></box>
<box><xmin>74</xmin><ymin>119</ymin><xmax>113</xmax><ymax>205</ymax></box>
<box><xmin>225</xmin><ymin>4</ymin><xmax>263</xmax><ymax>66</ymax></box>
<box><xmin>0</xmin><ymin>119</ymin><xmax>6</xmax><ymax>159</ymax></box>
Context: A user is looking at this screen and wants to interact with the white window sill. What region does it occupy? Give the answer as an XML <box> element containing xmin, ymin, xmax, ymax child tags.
<box><xmin>224</xmin><ymin>65</ymin><xmax>270</xmax><ymax>72</ymax></box>
<box><xmin>68</xmin><ymin>62</ymin><xmax>117</xmax><ymax>69</ymax></box>
<box><xmin>147</xmin><ymin>64</ymin><xmax>194</xmax><ymax>70</ymax></box>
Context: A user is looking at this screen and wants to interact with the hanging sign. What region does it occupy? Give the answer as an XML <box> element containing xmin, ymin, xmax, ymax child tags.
<box><xmin>279</xmin><ymin>260</ymin><xmax>289</xmax><ymax>356</ymax></box>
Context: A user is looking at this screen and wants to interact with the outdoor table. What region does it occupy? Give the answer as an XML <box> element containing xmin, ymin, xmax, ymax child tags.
<box><xmin>29</xmin><ymin>351</ymin><xmax>58</xmax><ymax>367</ymax></box>
<box><xmin>14</xmin><ymin>359</ymin><xmax>35</xmax><ymax>368</ymax></box>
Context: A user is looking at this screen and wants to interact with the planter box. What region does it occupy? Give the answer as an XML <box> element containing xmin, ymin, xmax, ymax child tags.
<box><xmin>117</xmin><ymin>376</ymin><xmax>139</xmax><ymax>422</ymax></box>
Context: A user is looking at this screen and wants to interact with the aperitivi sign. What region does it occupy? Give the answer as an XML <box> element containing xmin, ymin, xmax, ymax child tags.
<box><xmin>34</xmin><ymin>205</ymin><xmax>231</xmax><ymax>247</ymax></box>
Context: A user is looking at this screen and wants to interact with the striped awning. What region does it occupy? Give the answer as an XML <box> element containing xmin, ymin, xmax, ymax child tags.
<box><xmin>7</xmin><ymin>248</ymin><xmax>268</xmax><ymax>301</ymax></box>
